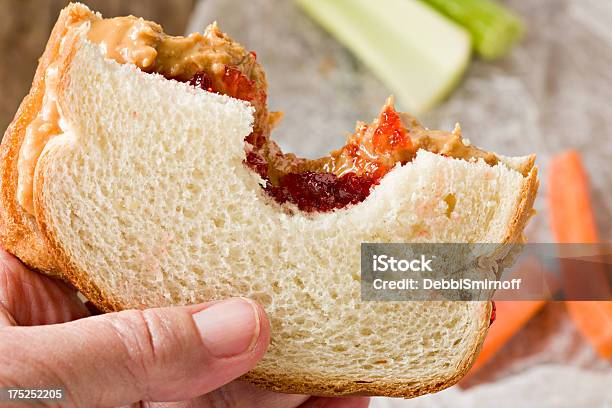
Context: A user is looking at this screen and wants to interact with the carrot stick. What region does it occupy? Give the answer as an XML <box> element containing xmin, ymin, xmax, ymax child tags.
<box><xmin>564</xmin><ymin>302</ymin><xmax>612</xmax><ymax>357</ymax></box>
<box><xmin>465</xmin><ymin>256</ymin><xmax>551</xmax><ymax>376</ymax></box>
<box><xmin>548</xmin><ymin>150</ymin><xmax>612</xmax><ymax>358</ymax></box>
<box><xmin>548</xmin><ymin>150</ymin><xmax>599</xmax><ymax>243</ymax></box>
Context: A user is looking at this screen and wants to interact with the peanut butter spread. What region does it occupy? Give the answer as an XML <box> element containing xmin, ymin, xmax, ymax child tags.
<box><xmin>17</xmin><ymin>13</ymin><xmax>500</xmax><ymax>215</ymax></box>
<box><xmin>16</xmin><ymin>65</ymin><xmax>63</xmax><ymax>214</ymax></box>
<box><xmin>16</xmin><ymin>15</ymin><xmax>88</xmax><ymax>215</ymax></box>
<box><xmin>17</xmin><ymin>15</ymin><xmax>267</xmax><ymax>215</ymax></box>
<box><xmin>87</xmin><ymin>17</ymin><xmax>264</xmax><ymax>83</ymax></box>
<box><xmin>256</xmin><ymin>98</ymin><xmax>498</xmax><ymax>185</ymax></box>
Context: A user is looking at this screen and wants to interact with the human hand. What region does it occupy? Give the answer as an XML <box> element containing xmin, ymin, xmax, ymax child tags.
<box><xmin>0</xmin><ymin>248</ymin><xmax>369</xmax><ymax>408</ymax></box>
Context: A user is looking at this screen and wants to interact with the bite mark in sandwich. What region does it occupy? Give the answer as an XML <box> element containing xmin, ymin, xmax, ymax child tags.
<box><xmin>17</xmin><ymin>12</ymin><xmax>518</xmax><ymax>216</ymax></box>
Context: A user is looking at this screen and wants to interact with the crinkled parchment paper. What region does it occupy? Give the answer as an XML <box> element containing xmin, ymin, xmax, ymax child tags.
<box><xmin>188</xmin><ymin>0</ymin><xmax>611</xmax><ymax>405</ymax></box>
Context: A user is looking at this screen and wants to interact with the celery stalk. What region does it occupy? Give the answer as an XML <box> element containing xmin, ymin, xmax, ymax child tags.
<box><xmin>421</xmin><ymin>0</ymin><xmax>524</xmax><ymax>60</ymax></box>
<box><xmin>295</xmin><ymin>0</ymin><xmax>472</xmax><ymax>114</ymax></box>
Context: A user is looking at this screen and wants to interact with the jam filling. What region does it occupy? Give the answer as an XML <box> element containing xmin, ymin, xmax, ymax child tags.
<box><xmin>489</xmin><ymin>301</ymin><xmax>496</xmax><ymax>326</ymax></box>
<box><xmin>322</xmin><ymin>105</ymin><xmax>415</xmax><ymax>179</ymax></box>
<box><xmin>183</xmin><ymin>66</ymin><xmax>408</xmax><ymax>213</ymax></box>
<box><xmin>190</xmin><ymin>68</ymin><xmax>258</xmax><ymax>104</ymax></box>
<box><xmin>267</xmin><ymin>172</ymin><xmax>376</xmax><ymax>213</ymax></box>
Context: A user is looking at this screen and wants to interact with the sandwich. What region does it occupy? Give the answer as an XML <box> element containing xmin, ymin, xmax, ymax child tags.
<box><xmin>0</xmin><ymin>3</ymin><xmax>538</xmax><ymax>398</ymax></box>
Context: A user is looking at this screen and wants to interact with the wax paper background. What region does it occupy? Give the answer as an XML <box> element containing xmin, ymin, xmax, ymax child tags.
<box><xmin>188</xmin><ymin>0</ymin><xmax>611</xmax><ymax>405</ymax></box>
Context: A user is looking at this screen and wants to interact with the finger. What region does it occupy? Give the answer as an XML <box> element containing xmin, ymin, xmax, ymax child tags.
<box><xmin>299</xmin><ymin>397</ymin><xmax>371</xmax><ymax>408</ymax></box>
<box><xmin>0</xmin><ymin>248</ymin><xmax>90</xmax><ymax>326</ymax></box>
<box><xmin>0</xmin><ymin>297</ymin><xmax>269</xmax><ymax>407</ymax></box>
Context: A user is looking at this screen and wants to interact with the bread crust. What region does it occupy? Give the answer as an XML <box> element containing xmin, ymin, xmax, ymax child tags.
<box><xmin>0</xmin><ymin>4</ymin><xmax>79</xmax><ymax>276</ymax></box>
<box><xmin>0</xmin><ymin>3</ymin><xmax>539</xmax><ymax>398</ymax></box>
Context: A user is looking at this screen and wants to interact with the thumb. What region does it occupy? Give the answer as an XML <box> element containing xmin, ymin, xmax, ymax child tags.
<box><xmin>0</xmin><ymin>297</ymin><xmax>269</xmax><ymax>407</ymax></box>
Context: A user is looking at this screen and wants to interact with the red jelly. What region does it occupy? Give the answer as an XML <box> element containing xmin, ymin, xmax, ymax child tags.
<box><xmin>187</xmin><ymin>68</ymin><xmax>257</xmax><ymax>103</ymax></box>
<box><xmin>329</xmin><ymin>104</ymin><xmax>415</xmax><ymax>183</ymax></box>
<box><xmin>373</xmin><ymin>106</ymin><xmax>411</xmax><ymax>153</ymax></box>
<box><xmin>222</xmin><ymin>67</ymin><xmax>256</xmax><ymax>102</ymax></box>
<box><xmin>267</xmin><ymin>172</ymin><xmax>377</xmax><ymax>212</ymax></box>
<box><xmin>489</xmin><ymin>301</ymin><xmax>496</xmax><ymax>326</ymax></box>
<box><xmin>245</xmin><ymin>150</ymin><xmax>268</xmax><ymax>178</ymax></box>
<box><xmin>189</xmin><ymin>71</ymin><xmax>215</xmax><ymax>92</ymax></box>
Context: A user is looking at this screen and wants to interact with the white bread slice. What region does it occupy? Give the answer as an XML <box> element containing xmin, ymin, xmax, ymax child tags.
<box><xmin>0</xmin><ymin>3</ymin><xmax>538</xmax><ymax>398</ymax></box>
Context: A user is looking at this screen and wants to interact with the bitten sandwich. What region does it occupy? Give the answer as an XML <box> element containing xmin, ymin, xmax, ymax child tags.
<box><xmin>0</xmin><ymin>3</ymin><xmax>538</xmax><ymax>398</ymax></box>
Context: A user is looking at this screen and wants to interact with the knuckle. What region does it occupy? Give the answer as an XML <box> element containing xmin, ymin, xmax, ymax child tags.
<box><xmin>120</xmin><ymin>309</ymin><xmax>158</xmax><ymax>360</ymax></box>
<box><xmin>105</xmin><ymin>310</ymin><xmax>156</xmax><ymax>398</ymax></box>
